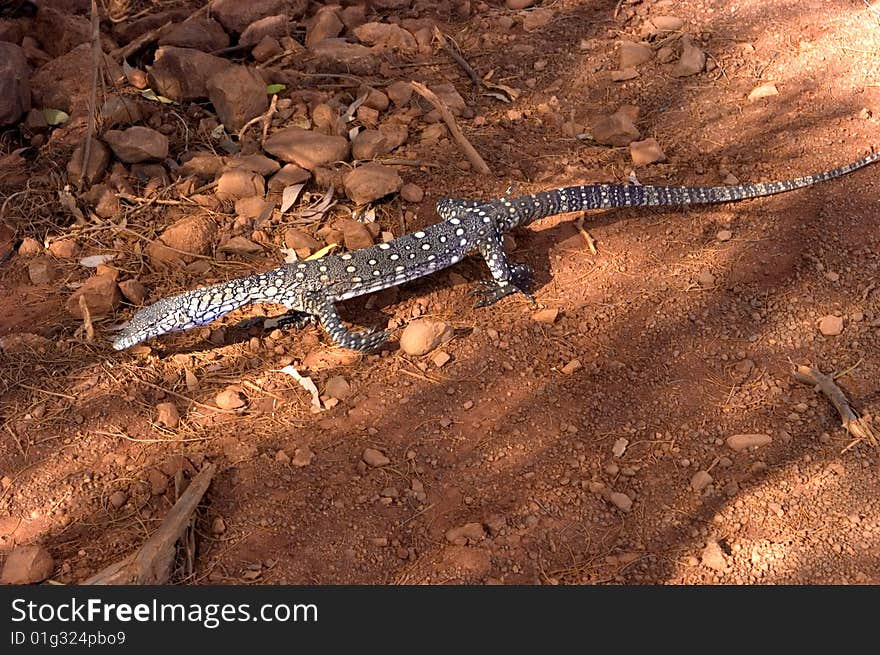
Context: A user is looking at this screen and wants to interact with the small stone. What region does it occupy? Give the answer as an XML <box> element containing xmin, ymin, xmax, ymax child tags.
<box><xmin>522</xmin><ymin>8</ymin><xmax>554</xmax><ymax>32</ymax></box>
<box><xmin>156</xmin><ymin>402</ymin><xmax>180</xmax><ymax>429</ymax></box>
<box><xmin>608</xmin><ymin>491</ymin><xmax>632</xmax><ymax>512</ymax></box>
<box><xmin>325</xmin><ymin>375</ymin><xmax>351</xmax><ymax>399</ymax></box>
<box><xmin>612</xmin><ymin>438</ymin><xmax>628</xmax><ymax>457</ymax></box>
<box><xmin>27</xmin><ymin>257</ymin><xmax>59</xmax><ymax>285</ymax></box>
<box><xmin>673</xmin><ymin>37</ymin><xmax>706</xmax><ymax>77</ymax></box>
<box><xmin>338</xmin><ymin>219</ymin><xmax>374</xmax><ymax>250</ymax></box>
<box><xmin>651</xmin><ymin>16</ymin><xmax>685</xmax><ymax>32</ymax></box>
<box><xmin>726</xmin><ymin>433</ymin><xmax>772</xmax><ymax>452</ymax></box>
<box><xmin>206</xmin><ymin>65</ymin><xmax>269</xmax><ymax>132</ymax></box>
<box><xmin>18</xmin><ymin>237</ymin><xmax>42</xmax><ymax>257</ymax></box>
<box><xmin>263</xmin><ymin>127</ymin><xmax>350</xmax><ymax>170</ymax></box>
<box><xmin>818</xmin><ymin>315</ymin><xmax>844</xmax><ymax>336</ymax></box>
<box><xmin>216</xmin><ymin>386</ymin><xmax>247</xmax><ymax>410</ymax></box>
<box><xmin>343</xmin><ymin>162</ymin><xmax>403</xmax><ymax>205</ymax></box>
<box><xmin>531</xmin><ymin>308</ymin><xmax>559</xmax><ymax>324</ymax></box>
<box><xmin>386</xmin><ymin>80</ymin><xmax>413</xmax><ymax>107</ymax></box>
<box><xmin>147</xmin><ymin>469</ymin><xmax>168</xmax><ymax>495</ymax></box>
<box><xmin>0</xmin><ymin>545</ymin><xmax>54</xmax><ymax>584</ymax></box>
<box><xmin>66</xmin><ymin>274</ymin><xmax>122</xmax><ymax>318</ymax></box>
<box><xmin>148</xmin><ymin>46</ymin><xmax>231</xmax><ymax>101</ymax></box>
<box><xmin>284</xmin><ymin>228</ymin><xmax>321</xmax><ymax>253</ymax></box>
<box><xmin>696</xmin><ymin>269</ymin><xmax>715</xmax><ymax>288</ymax></box>
<box><xmin>219</xmin><ymin>236</ymin><xmax>263</xmax><ymax>255</ymax></box>
<box><xmin>215</xmin><ymin>169</ymin><xmax>265</xmax><ymax>201</ymax></box>
<box><xmin>400</xmin><ymin>319</ymin><xmax>453</xmax><ymax>355</ymax></box>
<box><xmin>400</xmin><ymin>183</ymin><xmax>424</xmax><ymax>202</ymax></box>
<box><xmin>292</xmin><ymin>446</ymin><xmax>315</xmax><ymax>467</ymax></box>
<box><xmin>147</xmin><ymin>216</ymin><xmax>217</xmax><ymax>266</ymax></box>
<box><xmin>431</xmin><ymin>350</ymin><xmax>451</xmax><ymax>367</ymax></box>
<box><xmin>561</xmin><ymin>359</ymin><xmax>582</xmax><ymax>375</ymax></box>
<box><xmin>505</xmin><ymin>0</ymin><xmax>535</xmax><ymax>8</ymax></box>
<box><xmin>619</xmin><ymin>42</ymin><xmax>653</xmax><ymax>69</ymax></box>
<box><xmin>48</xmin><ymin>239</ymin><xmax>77</xmax><ymax>258</ymax></box>
<box><xmin>211</xmin><ymin>516</ymin><xmax>226</xmax><ymax>535</ymax></box>
<box><xmin>630</xmin><ymin>138</ymin><xmax>666</xmax><ymax>166</ymax></box>
<box><xmin>363</xmin><ymin>448</ymin><xmax>390</xmax><ymax>467</ymax></box>
<box><xmin>592</xmin><ymin>106</ymin><xmax>641</xmax><ymax>146</ymax></box>
<box><xmin>611</xmin><ymin>68</ymin><xmax>639</xmax><ymax>82</ymax></box>
<box><xmin>716</xmin><ymin>229</ymin><xmax>732</xmax><ymax>242</ymax></box>
<box><xmin>701</xmin><ymin>540</ymin><xmax>727</xmax><ymax>571</ymax></box>
<box><xmin>445</xmin><ymin>522</ymin><xmax>486</xmax><ymax>545</ymax></box>
<box><xmin>109</xmin><ymin>490</ymin><xmax>128</xmax><ymax>508</ymax></box>
<box><xmin>690</xmin><ymin>470</ymin><xmax>713</xmax><ymax>491</ymax></box>
<box><xmin>275</xmin><ymin>449</ymin><xmax>290</xmax><ymax>464</ymax></box>
<box><xmin>748</xmin><ymin>83</ymin><xmax>779</xmax><ymax>101</ymax></box>
<box><xmin>104</xmin><ymin>127</ymin><xmax>169</xmax><ymax>163</ymax></box>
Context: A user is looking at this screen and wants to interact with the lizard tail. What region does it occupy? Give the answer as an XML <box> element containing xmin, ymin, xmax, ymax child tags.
<box><xmin>112</xmin><ymin>271</ymin><xmax>280</xmax><ymax>350</ymax></box>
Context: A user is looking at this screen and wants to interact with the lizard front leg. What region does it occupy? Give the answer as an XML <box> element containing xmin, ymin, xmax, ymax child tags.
<box><xmin>471</xmin><ymin>229</ymin><xmax>535</xmax><ymax>308</ymax></box>
<box><xmin>308</xmin><ymin>294</ymin><xmax>390</xmax><ymax>352</ymax></box>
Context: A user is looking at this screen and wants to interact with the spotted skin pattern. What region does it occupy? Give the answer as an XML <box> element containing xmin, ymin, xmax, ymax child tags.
<box><xmin>113</xmin><ymin>151</ymin><xmax>880</xmax><ymax>352</ymax></box>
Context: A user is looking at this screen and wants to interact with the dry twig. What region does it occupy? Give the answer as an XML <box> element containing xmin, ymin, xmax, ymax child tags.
<box><xmin>237</xmin><ymin>94</ymin><xmax>279</xmax><ymax>144</ymax></box>
<box><xmin>575</xmin><ymin>215</ymin><xmax>598</xmax><ymax>254</ymax></box>
<box><xmin>433</xmin><ymin>26</ymin><xmax>483</xmax><ymax>89</ymax></box>
<box><xmin>80</xmin><ymin>0</ymin><xmax>101</xmax><ymax>190</ymax></box>
<box><xmin>410</xmin><ymin>81</ymin><xmax>491</xmax><ymax>175</ymax></box>
<box><xmin>793</xmin><ymin>364</ymin><xmax>877</xmax><ymax>450</ymax></box>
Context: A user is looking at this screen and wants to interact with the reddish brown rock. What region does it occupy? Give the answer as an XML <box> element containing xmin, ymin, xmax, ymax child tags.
<box><xmin>28</xmin><ymin>257</ymin><xmax>59</xmax><ymax>285</ymax></box>
<box><xmin>386</xmin><ymin>80</ymin><xmax>413</xmax><ymax>107</ymax></box>
<box><xmin>104</xmin><ymin>127</ymin><xmax>169</xmax><ymax>163</ymax></box>
<box><xmin>309</xmin><ymin>38</ymin><xmax>376</xmax><ymax>74</ymax></box>
<box><xmin>147</xmin><ymin>215</ymin><xmax>217</xmax><ymax>266</ymax></box>
<box><xmin>252</xmin><ymin>36</ymin><xmax>283</xmax><ymax>63</ymax></box>
<box><xmin>215</xmin><ymin>169</ymin><xmax>265</xmax><ymax>200</ymax></box>
<box><xmin>268</xmin><ymin>163</ymin><xmax>311</xmax><ymax>190</ymax></box>
<box><xmin>630</xmin><ymin>138</ymin><xmax>666</xmax><ymax>165</ymax></box>
<box><xmin>210</xmin><ymin>0</ymin><xmax>306</xmax><ymax>33</ymax></box>
<box><xmin>34</xmin><ymin>7</ymin><xmax>91</xmax><ymax>58</ymax></box>
<box><xmin>66</xmin><ymin>274</ymin><xmax>122</xmax><ymax>318</ymax></box>
<box><xmin>353</xmin><ymin>22</ymin><xmax>417</xmax><ymax>51</ymax></box>
<box><xmin>119</xmin><ymin>279</ymin><xmax>147</xmax><ymax>305</ymax></box>
<box><xmin>0</xmin><ymin>42</ymin><xmax>30</xmax><ymax>126</ymax></box>
<box><xmin>99</xmin><ymin>94</ymin><xmax>145</xmax><ymax>130</ymax></box>
<box><xmin>306</xmin><ymin>7</ymin><xmax>344</xmax><ymax>49</ymax></box>
<box><xmin>148</xmin><ymin>46</ymin><xmax>230</xmax><ymax>101</ymax></box>
<box><xmin>351</xmin><ymin>129</ymin><xmax>392</xmax><ymax>160</ymax></box>
<box><xmin>0</xmin><ymin>544</ymin><xmax>54</xmax><ymax>584</ymax></box>
<box><xmin>159</xmin><ymin>17</ymin><xmax>230</xmax><ymax>51</ymax></box>
<box><xmin>338</xmin><ymin>219</ymin><xmax>374</xmax><ymax>250</ymax></box>
<box><xmin>592</xmin><ymin>107</ymin><xmax>641</xmax><ymax>147</ymax></box>
<box><xmin>206</xmin><ymin>65</ymin><xmax>269</xmax><ymax>132</ymax></box>
<box><xmin>673</xmin><ymin>37</ymin><xmax>706</xmax><ymax>77</ymax></box>
<box><xmin>240</xmin><ymin>14</ymin><xmax>290</xmax><ymax>46</ymax></box>
<box><xmin>399</xmin><ymin>319</ymin><xmax>453</xmax><ymax>356</ymax></box>
<box><xmin>264</xmin><ymin>127</ymin><xmax>350</xmax><ymax>170</ymax></box>
<box><xmin>67</xmin><ymin>139</ymin><xmax>110</xmax><ymax>186</ymax></box>
<box><xmin>343</xmin><ymin>162</ymin><xmax>402</xmax><ymax>204</ymax></box>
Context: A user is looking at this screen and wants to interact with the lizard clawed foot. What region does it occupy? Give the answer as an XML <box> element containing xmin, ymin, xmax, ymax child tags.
<box><xmin>470</xmin><ymin>264</ymin><xmax>536</xmax><ymax>308</ymax></box>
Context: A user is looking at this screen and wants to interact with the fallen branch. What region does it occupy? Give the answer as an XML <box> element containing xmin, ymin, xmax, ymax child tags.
<box><xmin>80</xmin><ymin>0</ymin><xmax>101</xmax><ymax>190</ymax></box>
<box><xmin>111</xmin><ymin>20</ymin><xmax>172</xmax><ymax>61</ymax></box>
<box><xmin>793</xmin><ymin>364</ymin><xmax>877</xmax><ymax>450</ymax></box>
<box><xmin>82</xmin><ymin>463</ymin><xmax>216</xmax><ymax>584</ymax></box>
<box><xmin>237</xmin><ymin>93</ymin><xmax>278</xmax><ymax>144</ymax></box>
<box><xmin>410</xmin><ymin>81</ymin><xmax>491</xmax><ymax>175</ymax></box>
<box><xmin>433</xmin><ymin>26</ymin><xmax>483</xmax><ymax>89</ymax></box>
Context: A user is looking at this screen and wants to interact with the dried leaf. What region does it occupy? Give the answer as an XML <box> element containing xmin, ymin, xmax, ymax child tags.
<box><xmin>275</xmin><ymin>365</ymin><xmax>323</xmax><ymax>412</ymax></box>
<box><xmin>305</xmin><ymin>243</ymin><xmax>338</xmax><ymax>260</ymax></box>
<box><xmin>296</xmin><ymin>186</ymin><xmax>335</xmax><ymax>218</ymax></box>
<box><xmin>42</xmin><ymin>108</ymin><xmax>70</xmax><ymax>126</ymax></box>
<box><xmin>79</xmin><ymin>254</ymin><xmax>115</xmax><ymax>268</ymax></box>
<box><xmin>140</xmin><ymin>89</ymin><xmax>175</xmax><ymax>104</ymax></box>
<box><xmin>280</xmin><ymin>183</ymin><xmax>306</xmax><ymax>213</ymax></box>
<box><xmin>612</xmin><ymin>438</ymin><xmax>629</xmax><ymax>458</ymax></box>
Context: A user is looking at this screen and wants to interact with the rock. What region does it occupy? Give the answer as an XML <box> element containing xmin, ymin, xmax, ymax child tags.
<box><xmin>148</xmin><ymin>46</ymin><xmax>230</xmax><ymax>101</ymax></box>
<box><xmin>363</xmin><ymin>448</ymin><xmax>390</xmax><ymax>467</ymax></box>
<box><xmin>696</xmin><ymin>269</ymin><xmax>715</xmax><ymax>288</ymax></box>
<box><xmin>27</xmin><ymin>257</ymin><xmax>59</xmax><ymax>285</ymax></box>
<box><xmin>220</xmin><ymin>236</ymin><xmax>263</xmax><ymax>255</ymax></box>
<box><xmin>386</xmin><ymin>80</ymin><xmax>414</xmax><ymax>107</ymax></box>
<box><xmin>306</xmin><ymin>7</ymin><xmax>344</xmax><ymax>49</ymax></box>
<box><xmin>210</xmin><ymin>0</ymin><xmax>304</xmax><ymax>34</ymax></box>
<box><xmin>159</xmin><ymin>17</ymin><xmax>230</xmax><ymax>51</ymax></box>
<box><xmin>701</xmin><ymin>540</ymin><xmax>727</xmax><ymax>571</ymax></box>
<box><xmin>630</xmin><ymin>138</ymin><xmax>666</xmax><ymax>165</ymax></box>
<box><xmin>309</xmin><ymin>38</ymin><xmax>377</xmax><ymax>74</ymax></box>
<box><xmin>400</xmin><ymin>183</ymin><xmax>424</xmax><ymax>203</ymax></box>
<box><xmin>156</xmin><ymin>402</ymin><xmax>180</xmax><ymax>428</ymax></box>
<box><xmin>532</xmin><ymin>308</ymin><xmax>559</xmax><ymax>324</ymax></box>
<box><xmin>109</xmin><ymin>490</ymin><xmax>128</xmax><ymax>508</ymax></box>
<box><xmin>611</xmin><ymin>68</ymin><xmax>639</xmax><ymax>82</ymax></box>
<box><xmin>400</xmin><ymin>319</ymin><xmax>453</xmax><ymax>355</ymax></box>
<box><xmin>619</xmin><ymin>42</ymin><xmax>653</xmax><ymax>69</ymax></box>
<box><xmin>324</xmin><ymin>375</ymin><xmax>351</xmax><ymax>399</ymax></box>
<box><xmin>264</xmin><ymin>127</ymin><xmax>349</xmax><ymax>170</ymax></box>
<box><xmin>522</xmin><ymin>8</ymin><xmax>554</xmax><ymax>32</ymax></box>
<box><xmin>0</xmin><ymin>544</ymin><xmax>54</xmax><ymax>584</ymax></box>
<box><xmin>104</xmin><ymin>127</ymin><xmax>169</xmax><ymax>163</ymax></box>
<box><xmin>147</xmin><ymin>215</ymin><xmax>217</xmax><ymax>266</ymax></box>
<box><xmin>275</xmin><ymin>449</ymin><xmax>291</xmax><ymax>464</ymax></box>
<box><xmin>608</xmin><ymin>491</ymin><xmax>632</xmax><ymax>512</ymax></box>
<box><xmin>67</xmin><ymin>139</ymin><xmax>110</xmax><ymax>185</ymax></box>
<box><xmin>119</xmin><ymin>279</ymin><xmax>147</xmax><ymax>305</ymax></box>
<box><xmin>47</xmin><ymin>239</ymin><xmax>77</xmax><ymax>258</ymax></box>
<box><xmin>353</xmin><ymin>22</ymin><xmax>417</xmax><ymax>51</ymax></box>
<box><xmin>673</xmin><ymin>37</ymin><xmax>706</xmax><ymax>77</ymax></box>
<box><xmin>206</xmin><ymin>65</ymin><xmax>269</xmax><ymax>132</ymax></box>
<box><xmin>148</xmin><ymin>469</ymin><xmax>168</xmax><ymax>495</ymax></box>
<box><xmin>748</xmin><ymin>82</ymin><xmax>779</xmax><ymax>101</ymax></box>
<box><xmin>216</xmin><ymin>385</ymin><xmax>246</xmax><ymax>410</ymax></box>
<box><xmin>651</xmin><ymin>15</ymin><xmax>685</xmax><ymax>32</ymax></box>
<box><xmin>235</xmin><ymin>196</ymin><xmax>271</xmax><ymax>221</ymax></box>
<box><xmin>726</xmin><ymin>433</ymin><xmax>772</xmax><ymax>452</ymax></box>
<box><xmin>337</xmin><ymin>219</ymin><xmax>374</xmax><ymax>250</ymax></box>
<box><xmin>0</xmin><ymin>43</ymin><xmax>30</xmax><ymax>126</ymax></box>
<box><xmin>252</xmin><ymin>35</ymin><xmax>283</xmax><ymax>63</ymax></box>
<box><xmin>351</xmin><ymin>129</ymin><xmax>392</xmax><ymax>160</ymax></box>
<box><xmin>269</xmin><ymin>163</ymin><xmax>311</xmax><ymax>191</ymax></box>
<box><xmin>215</xmin><ymin>169</ymin><xmax>265</xmax><ymax>201</ymax></box>
<box><xmin>284</xmin><ymin>228</ymin><xmax>321</xmax><ymax>252</ymax></box>
<box><xmin>818</xmin><ymin>315</ymin><xmax>844</xmax><ymax>336</ymax></box>
<box><xmin>506</xmin><ymin>0</ymin><xmax>536</xmax><ymax>7</ymax></box>
<box><xmin>716</xmin><ymin>229</ymin><xmax>732</xmax><ymax>242</ymax></box>
<box><xmin>561</xmin><ymin>359</ymin><xmax>582</xmax><ymax>375</ymax></box>
<box><xmin>228</xmin><ymin>154</ymin><xmax>280</xmax><ymax>177</ymax></box>
<box><xmin>292</xmin><ymin>446</ymin><xmax>314</xmax><ymax>467</ymax></box>
<box><xmin>34</xmin><ymin>7</ymin><xmax>92</xmax><ymax>58</ymax></box>
<box><xmin>302</xmin><ymin>348</ymin><xmax>360</xmax><ymax>369</ymax></box>
<box><xmin>592</xmin><ymin>107</ymin><xmax>641</xmax><ymax>146</ymax></box>
<box><xmin>66</xmin><ymin>274</ymin><xmax>122</xmax><ymax>318</ymax></box>
<box><xmin>18</xmin><ymin>237</ymin><xmax>42</xmax><ymax>257</ymax></box>
<box><xmin>240</xmin><ymin>14</ymin><xmax>290</xmax><ymax>46</ymax></box>
<box><xmin>431</xmin><ymin>350</ymin><xmax>451</xmax><ymax>367</ymax></box>
<box><xmin>29</xmin><ymin>43</ymin><xmax>119</xmax><ymax>114</ymax></box>
<box><xmin>423</xmin><ymin>83</ymin><xmax>467</xmax><ymax>117</ymax></box>
<box><xmin>343</xmin><ymin>162</ymin><xmax>402</xmax><ymax>204</ymax></box>
<box><xmin>445</xmin><ymin>522</ymin><xmax>486</xmax><ymax>545</ymax></box>
<box><xmin>360</xmin><ymin>87</ymin><xmax>389</xmax><ymax>112</ymax></box>
<box><xmin>690</xmin><ymin>470</ymin><xmax>713</xmax><ymax>491</ymax></box>
<box><xmin>179</xmin><ymin>151</ymin><xmax>225</xmax><ymax>179</ymax></box>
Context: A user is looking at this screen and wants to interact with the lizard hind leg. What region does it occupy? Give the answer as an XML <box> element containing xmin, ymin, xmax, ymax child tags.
<box><xmin>311</xmin><ymin>295</ymin><xmax>390</xmax><ymax>352</ymax></box>
<box><xmin>471</xmin><ymin>230</ymin><xmax>536</xmax><ymax>308</ymax></box>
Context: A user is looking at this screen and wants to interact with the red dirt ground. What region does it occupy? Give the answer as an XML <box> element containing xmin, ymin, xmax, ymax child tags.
<box><xmin>1</xmin><ymin>0</ymin><xmax>879</xmax><ymax>584</ymax></box>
